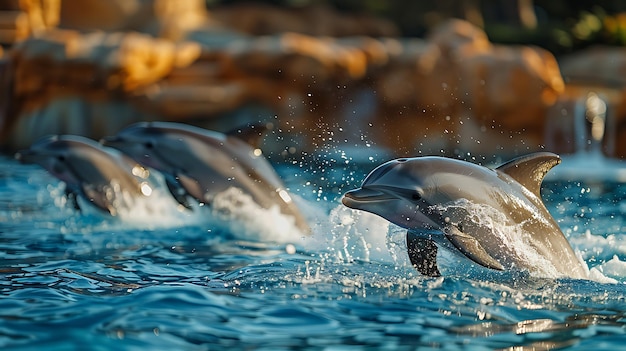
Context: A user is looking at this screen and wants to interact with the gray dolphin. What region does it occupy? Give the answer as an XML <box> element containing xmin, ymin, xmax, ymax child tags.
<box><xmin>15</xmin><ymin>135</ymin><xmax>153</xmax><ymax>216</ymax></box>
<box><xmin>102</xmin><ymin>122</ymin><xmax>310</xmax><ymax>233</ymax></box>
<box><xmin>342</xmin><ymin>152</ymin><xmax>588</xmax><ymax>279</ymax></box>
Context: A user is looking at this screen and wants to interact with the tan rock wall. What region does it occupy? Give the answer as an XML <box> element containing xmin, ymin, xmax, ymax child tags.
<box><xmin>2</xmin><ymin>1</ymin><xmax>622</xmax><ymax>159</ymax></box>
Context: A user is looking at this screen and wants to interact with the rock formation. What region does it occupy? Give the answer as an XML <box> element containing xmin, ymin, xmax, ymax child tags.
<box><xmin>0</xmin><ymin>1</ymin><xmax>622</xmax><ymax>160</ymax></box>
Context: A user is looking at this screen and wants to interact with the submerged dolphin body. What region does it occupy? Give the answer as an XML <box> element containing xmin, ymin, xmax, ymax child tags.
<box><xmin>16</xmin><ymin>135</ymin><xmax>152</xmax><ymax>215</ymax></box>
<box><xmin>102</xmin><ymin>122</ymin><xmax>310</xmax><ymax>233</ymax></box>
<box><xmin>342</xmin><ymin>152</ymin><xmax>588</xmax><ymax>279</ymax></box>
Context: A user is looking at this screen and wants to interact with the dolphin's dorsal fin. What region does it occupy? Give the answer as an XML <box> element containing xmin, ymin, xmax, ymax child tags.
<box><xmin>406</xmin><ymin>232</ymin><xmax>441</xmax><ymax>277</ymax></box>
<box><xmin>226</xmin><ymin>122</ymin><xmax>273</xmax><ymax>148</ymax></box>
<box><xmin>496</xmin><ymin>152</ymin><xmax>561</xmax><ymax>196</ymax></box>
<box><xmin>444</xmin><ymin>225</ymin><xmax>504</xmax><ymax>271</ymax></box>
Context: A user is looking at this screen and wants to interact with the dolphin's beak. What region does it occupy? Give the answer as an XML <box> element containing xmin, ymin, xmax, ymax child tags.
<box><xmin>342</xmin><ymin>187</ymin><xmax>395</xmax><ymax>208</ymax></box>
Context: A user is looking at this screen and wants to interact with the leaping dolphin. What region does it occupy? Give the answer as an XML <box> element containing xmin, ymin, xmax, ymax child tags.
<box><xmin>342</xmin><ymin>152</ymin><xmax>588</xmax><ymax>279</ymax></box>
<box><xmin>15</xmin><ymin>135</ymin><xmax>153</xmax><ymax>216</ymax></box>
<box><xmin>102</xmin><ymin>122</ymin><xmax>310</xmax><ymax>234</ymax></box>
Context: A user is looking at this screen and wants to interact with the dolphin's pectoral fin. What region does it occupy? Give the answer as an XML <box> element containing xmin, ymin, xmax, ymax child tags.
<box><xmin>164</xmin><ymin>174</ymin><xmax>193</xmax><ymax>210</ymax></box>
<box><xmin>444</xmin><ymin>225</ymin><xmax>504</xmax><ymax>271</ymax></box>
<box><xmin>175</xmin><ymin>172</ymin><xmax>206</xmax><ymax>204</ymax></box>
<box><xmin>81</xmin><ymin>185</ymin><xmax>117</xmax><ymax>216</ymax></box>
<box><xmin>406</xmin><ymin>232</ymin><xmax>441</xmax><ymax>277</ymax></box>
<box><xmin>495</xmin><ymin>152</ymin><xmax>560</xmax><ymax>197</ymax></box>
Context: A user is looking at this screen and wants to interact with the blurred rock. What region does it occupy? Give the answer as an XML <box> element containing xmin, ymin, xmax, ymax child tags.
<box><xmin>1</xmin><ymin>29</ymin><xmax>201</xmax><ymax>148</ymax></box>
<box><xmin>560</xmin><ymin>46</ymin><xmax>626</xmax><ymax>86</ymax></box>
<box><xmin>0</xmin><ymin>9</ymin><xmax>591</xmax><ymax>160</ymax></box>
<box><xmin>372</xmin><ymin>20</ymin><xmax>565</xmax><ymax>157</ymax></box>
<box><xmin>11</xmin><ymin>29</ymin><xmax>201</xmax><ymax>92</ymax></box>
<box><xmin>459</xmin><ymin>45</ymin><xmax>564</xmax><ymax>130</ymax></box>
<box><xmin>0</xmin><ymin>0</ymin><xmax>60</xmax><ymax>44</ymax></box>
<box><xmin>210</xmin><ymin>3</ymin><xmax>399</xmax><ymax>37</ymax></box>
<box><xmin>59</xmin><ymin>0</ymin><xmax>208</xmax><ymax>40</ymax></box>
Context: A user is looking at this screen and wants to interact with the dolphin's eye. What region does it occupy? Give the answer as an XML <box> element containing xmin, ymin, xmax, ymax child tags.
<box><xmin>57</xmin><ymin>155</ymin><xmax>66</xmax><ymax>162</ymax></box>
<box><xmin>144</xmin><ymin>141</ymin><xmax>154</xmax><ymax>149</ymax></box>
<box><xmin>411</xmin><ymin>191</ymin><xmax>422</xmax><ymax>200</ymax></box>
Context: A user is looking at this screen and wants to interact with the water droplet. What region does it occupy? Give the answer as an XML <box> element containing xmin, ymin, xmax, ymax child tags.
<box><xmin>285</xmin><ymin>244</ymin><xmax>296</xmax><ymax>254</ymax></box>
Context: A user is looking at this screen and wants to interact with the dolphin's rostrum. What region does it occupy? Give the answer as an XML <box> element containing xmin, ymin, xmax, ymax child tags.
<box><xmin>342</xmin><ymin>152</ymin><xmax>588</xmax><ymax>279</ymax></box>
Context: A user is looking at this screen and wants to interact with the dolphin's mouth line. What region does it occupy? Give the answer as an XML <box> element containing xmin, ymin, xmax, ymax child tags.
<box><xmin>343</xmin><ymin>187</ymin><xmax>397</xmax><ymax>203</ymax></box>
<box><xmin>344</xmin><ymin>184</ymin><xmax>423</xmax><ymax>202</ymax></box>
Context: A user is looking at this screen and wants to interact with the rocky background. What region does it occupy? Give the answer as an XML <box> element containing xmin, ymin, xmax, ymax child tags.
<box><xmin>0</xmin><ymin>0</ymin><xmax>625</xmax><ymax>160</ymax></box>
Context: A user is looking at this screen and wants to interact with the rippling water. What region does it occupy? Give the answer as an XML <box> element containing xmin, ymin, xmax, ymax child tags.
<box><xmin>1</xmin><ymin>154</ymin><xmax>626</xmax><ymax>350</ymax></box>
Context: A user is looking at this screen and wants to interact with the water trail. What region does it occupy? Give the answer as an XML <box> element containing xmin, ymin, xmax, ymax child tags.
<box><xmin>38</xmin><ymin>171</ymin><xmax>310</xmax><ymax>244</ymax></box>
<box><xmin>52</xmin><ymin>171</ymin><xmax>208</xmax><ymax>234</ymax></box>
<box><xmin>208</xmin><ymin>187</ymin><xmax>307</xmax><ymax>243</ymax></box>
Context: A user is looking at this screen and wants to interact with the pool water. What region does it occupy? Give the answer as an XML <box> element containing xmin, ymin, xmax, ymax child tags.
<box><xmin>1</xmin><ymin>154</ymin><xmax>626</xmax><ymax>350</ymax></box>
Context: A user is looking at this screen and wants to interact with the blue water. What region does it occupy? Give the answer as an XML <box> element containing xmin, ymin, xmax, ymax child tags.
<box><xmin>1</xmin><ymin>153</ymin><xmax>626</xmax><ymax>350</ymax></box>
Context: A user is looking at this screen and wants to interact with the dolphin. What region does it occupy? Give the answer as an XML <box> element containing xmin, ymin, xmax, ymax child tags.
<box><xmin>15</xmin><ymin>135</ymin><xmax>153</xmax><ymax>216</ymax></box>
<box><xmin>342</xmin><ymin>152</ymin><xmax>588</xmax><ymax>279</ymax></box>
<box><xmin>101</xmin><ymin>122</ymin><xmax>310</xmax><ymax>233</ymax></box>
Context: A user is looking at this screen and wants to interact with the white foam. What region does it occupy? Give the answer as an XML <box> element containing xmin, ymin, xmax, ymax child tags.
<box><xmin>569</xmin><ymin>231</ymin><xmax>626</xmax><ymax>260</ymax></box>
<box><xmin>593</xmin><ymin>256</ymin><xmax>626</xmax><ymax>279</ymax></box>
<box><xmin>47</xmin><ymin>174</ymin><xmax>309</xmax><ymax>243</ymax></box>
<box><xmin>569</xmin><ymin>231</ymin><xmax>626</xmax><ymax>283</ymax></box>
<box><xmin>209</xmin><ymin>187</ymin><xmax>307</xmax><ymax>243</ymax></box>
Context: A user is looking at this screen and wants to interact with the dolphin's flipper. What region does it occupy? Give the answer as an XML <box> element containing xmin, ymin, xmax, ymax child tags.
<box><xmin>175</xmin><ymin>172</ymin><xmax>206</xmax><ymax>204</ymax></box>
<box><xmin>164</xmin><ymin>173</ymin><xmax>193</xmax><ymax>210</ymax></box>
<box><xmin>406</xmin><ymin>232</ymin><xmax>441</xmax><ymax>277</ymax></box>
<box><xmin>495</xmin><ymin>152</ymin><xmax>560</xmax><ymax>197</ymax></box>
<box><xmin>444</xmin><ymin>225</ymin><xmax>504</xmax><ymax>270</ymax></box>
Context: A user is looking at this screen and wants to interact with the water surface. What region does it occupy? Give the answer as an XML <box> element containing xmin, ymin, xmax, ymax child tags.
<box><xmin>1</xmin><ymin>155</ymin><xmax>625</xmax><ymax>350</ymax></box>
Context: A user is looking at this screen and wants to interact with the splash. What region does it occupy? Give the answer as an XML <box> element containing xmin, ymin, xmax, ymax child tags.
<box><xmin>570</xmin><ymin>231</ymin><xmax>626</xmax><ymax>283</ymax></box>
<box><xmin>54</xmin><ymin>173</ymin><xmax>207</xmax><ymax>234</ymax></box>
<box><xmin>44</xmin><ymin>173</ymin><xmax>309</xmax><ymax>244</ymax></box>
<box><xmin>385</xmin><ymin>222</ymin><xmax>413</xmax><ymax>268</ymax></box>
<box><xmin>325</xmin><ymin>205</ymin><xmax>395</xmax><ymax>263</ymax></box>
<box><xmin>209</xmin><ymin>187</ymin><xmax>307</xmax><ymax>243</ymax></box>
